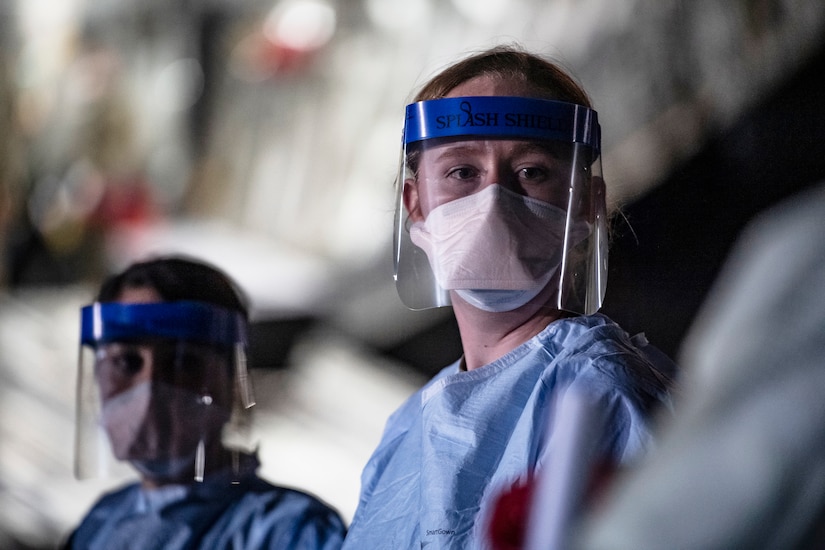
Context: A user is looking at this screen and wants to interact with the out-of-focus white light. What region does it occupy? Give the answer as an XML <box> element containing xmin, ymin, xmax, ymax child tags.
<box><xmin>17</xmin><ymin>0</ymin><xmax>82</xmax><ymax>88</ymax></box>
<box><xmin>17</xmin><ymin>0</ymin><xmax>78</xmax><ymax>37</ymax></box>
<box><xmin>451</xmin><ymin>0</ymin><xmax>515</xmax><ymax>26</ymax></box>
<box><xmin>153</xmin><ymin>58</ymin><xmax>204</xmax><ymax>113</ymax></box>
<box><xmin>264</xmin><ymin>0</ymin><xmax>337</xmax><ymax>51</ymax></box>
<box><xmin>364</xmin><ymin>0</ymin><xmax>432</xmax><ymax>33</ymax></box>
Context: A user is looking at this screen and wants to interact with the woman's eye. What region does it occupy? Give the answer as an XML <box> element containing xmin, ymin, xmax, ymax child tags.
<box><xmin>447</xmin><ymin>166</ymin><xmax>478</xmax><ymax>180</ymax></box>
<box><xmin>518</xmin><ymin>166</ymin><xmax>548</xmax><ymax>181</ymax></box>
<box><xmin>112</xmin><ymin>352</ymin><xmax>144</xmax><ymax>376</ymax></box>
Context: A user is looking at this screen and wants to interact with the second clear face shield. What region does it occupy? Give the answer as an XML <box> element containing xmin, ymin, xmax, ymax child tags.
<box><xmin>75</xmin><ymin>301</ymin><xmax>255</xmax><ymax>483</ymax></box>
<box><xmin>394</xmin><ymin>96</ymin><xmax>607</xmax><ymax>314</ymax></box>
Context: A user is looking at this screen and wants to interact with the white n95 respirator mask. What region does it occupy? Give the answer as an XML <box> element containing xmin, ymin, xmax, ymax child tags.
<box><xmin>410</xmin><ymin>184</ymin><xmax>589</xmax><ymax>312</ymax></box>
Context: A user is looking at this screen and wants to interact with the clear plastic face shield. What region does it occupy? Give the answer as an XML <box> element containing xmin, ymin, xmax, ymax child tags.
<box><xmin>75</xmin><ymin>301</ymin><xmax>255</xmax><ymax>483</ymax></box>
<box><xmin>394</xmin><ymin>96</ymin><xmax>607</xmax><ymax>314</ymax></box>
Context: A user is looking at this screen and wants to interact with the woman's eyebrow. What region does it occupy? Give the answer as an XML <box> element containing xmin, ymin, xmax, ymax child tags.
<box><xmin>438</xmin><ymin>141</ymin><xmax>562</xmax><ymax>157</ymax></box>
<box><xmin>430</xmin><ymin>144</ymin><xmax>484</xmax><ymax>163</ymax></box>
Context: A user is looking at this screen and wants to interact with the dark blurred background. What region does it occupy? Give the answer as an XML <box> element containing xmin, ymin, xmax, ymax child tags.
<box><xmin>603</xmin><ymin>39</ymin><xmax>825</xmax><ymax>358</ymax></box>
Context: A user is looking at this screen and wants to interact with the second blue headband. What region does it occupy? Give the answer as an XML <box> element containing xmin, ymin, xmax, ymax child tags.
<box><xmin>81</xmin><ymin>301</ymin><xmax>248</xmax><ymax>348</ymax></box>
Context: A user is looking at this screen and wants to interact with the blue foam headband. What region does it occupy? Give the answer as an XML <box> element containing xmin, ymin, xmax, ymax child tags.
<box><xmin>403</xmin><ymin>96</ymin><xmax>600</xmax><ymax>154</ymax></box>
<box><xmin>80</xmin><ymin>301</ymin><xmax>247</xmax><ymax>348</ymax></box>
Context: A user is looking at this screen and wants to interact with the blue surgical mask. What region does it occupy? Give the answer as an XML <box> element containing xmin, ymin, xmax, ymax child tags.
<box><xmin>456</xmin><ymin>279</ymin><xmax>553</xmax><ymax>312</ymax></box>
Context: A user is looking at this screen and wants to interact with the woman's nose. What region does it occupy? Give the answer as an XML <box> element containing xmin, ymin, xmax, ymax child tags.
<box><xmin>488</xmin><ymin>164</ymin><xmax>522</xmax><ymax>194</ymax></box>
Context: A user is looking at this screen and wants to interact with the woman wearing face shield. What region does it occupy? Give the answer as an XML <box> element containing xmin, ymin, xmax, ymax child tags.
<box><xmin>342</xmin><ymin>45</ymin><xmax>675</xmax><ymax>550</ymax></box>
<box><xmin>64</xmin><ymin>256</ymin><xmax>346</xmax><ymax>549</ymax></box>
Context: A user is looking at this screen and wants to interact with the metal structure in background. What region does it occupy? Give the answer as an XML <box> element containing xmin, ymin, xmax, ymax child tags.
<box><xmin>1</xmin><ymin>0</ymin><xmax>825</xmax><ymax>547</ymax></box>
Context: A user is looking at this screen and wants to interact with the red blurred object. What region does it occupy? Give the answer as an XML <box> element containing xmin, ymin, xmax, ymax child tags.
<box><xmin>487</xmin><ymin>459</ymin><xmax>618</xmax><ymax>550</ymax></box>
<box><xmin>488</xmin><ymin>477</ymin><xmax>534</xmax><ymax>550</ymax></box>
<box><xmin>258</xmin><ymin>39</ymin><xmax>317</xmax><ymax>74</ymax></box>
<box><xmin>89</xmin><ymin>175</ymin><xmax>160</xmax><ymax>229</ymax></box>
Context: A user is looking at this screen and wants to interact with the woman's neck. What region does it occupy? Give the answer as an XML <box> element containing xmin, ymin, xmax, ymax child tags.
<box><xmin>452</xmin><ymin>298</ymin><xmax>569</xmax><ymax>371</ymax></box>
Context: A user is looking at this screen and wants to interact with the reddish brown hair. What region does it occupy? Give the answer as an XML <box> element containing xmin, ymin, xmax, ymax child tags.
<box><xmin>413</xmin><ymin>44</ymin><xmax>591</xmax><ymax>107</ymax></box>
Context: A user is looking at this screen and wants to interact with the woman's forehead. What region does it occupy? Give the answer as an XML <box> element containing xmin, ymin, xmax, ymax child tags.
<box><xmin>445</xmin><ymin>75</ymin><xmax>550</xmax><ymax>100</ymax></box>
<box><xmin>421</xmin><ymin>138</ymin><xmax>571</xmax><ymax>160</ymax></box>
<box><xmin>115</xmin><ymin>286</ymin><xmax>162</xmax><ymax>304</ymax></box>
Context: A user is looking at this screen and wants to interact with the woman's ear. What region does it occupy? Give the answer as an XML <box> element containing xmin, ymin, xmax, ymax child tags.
<box><xmin>403</xmin><ymin>179</ymin><xmax>424</xmax><ymax>223</ymax></box>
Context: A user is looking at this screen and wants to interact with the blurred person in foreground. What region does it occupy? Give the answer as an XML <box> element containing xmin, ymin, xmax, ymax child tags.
<box><xmin>572</xmin><ymin>181</ymin><xmax>825</xmax><ymax>549</ymax></box>
<box><xmin>341</xmin><ymin>45</ymin><xmax>675</xmax><ymax>550</ymax></box>
<box><xmin>63</xmin><ymin>256</ymin><xmax>346</xmax><ymax>549</ymax></box>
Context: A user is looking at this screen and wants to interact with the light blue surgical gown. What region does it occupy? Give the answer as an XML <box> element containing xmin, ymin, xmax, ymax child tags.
<box><xmin>64</xmin><ymin>453</ymin><xmax>346</xmax><ymax>550</ymax></box>
<box><xmin>342</xmin><ymin>313</ymin><xmax>672</xmax><ymax>550</ymax></box>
